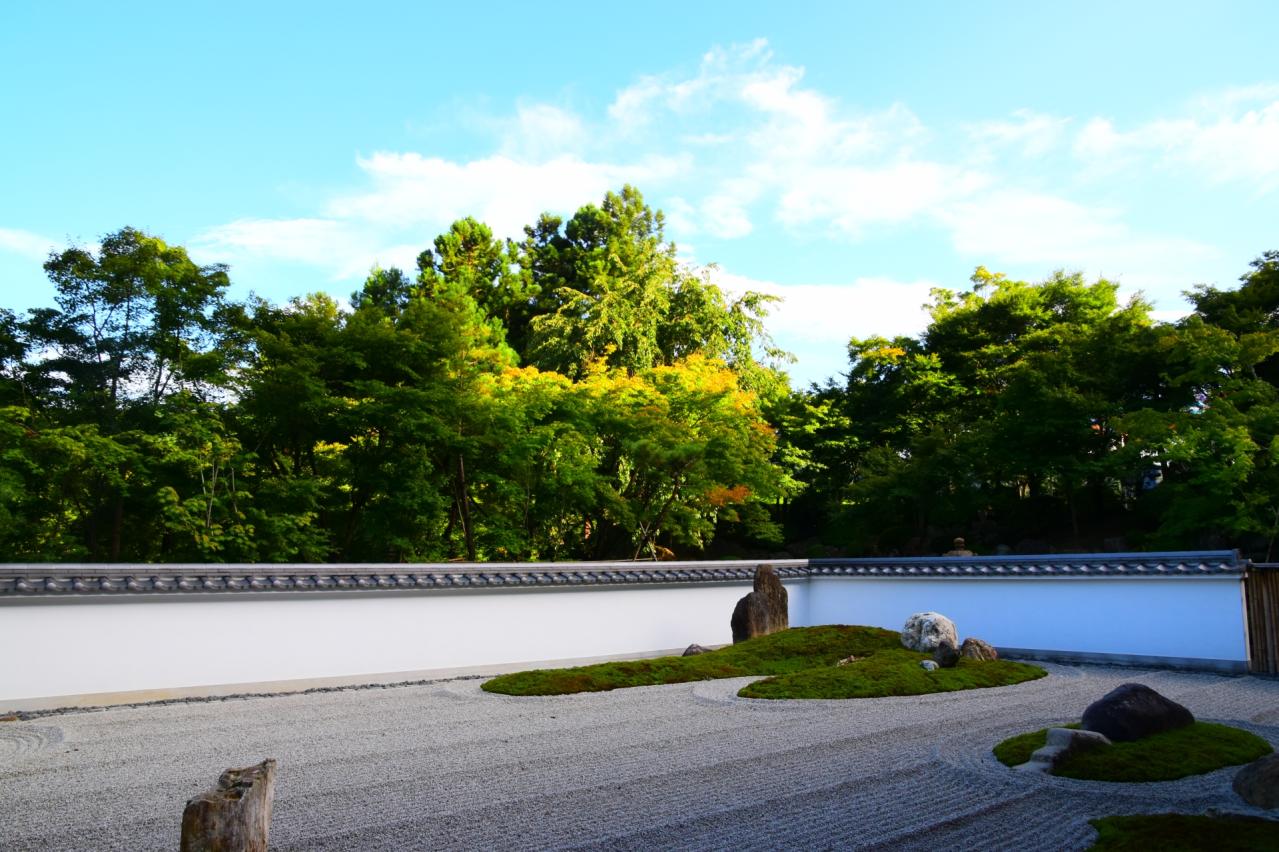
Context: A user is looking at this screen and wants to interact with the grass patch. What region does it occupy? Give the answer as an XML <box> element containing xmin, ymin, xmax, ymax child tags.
<box><xmin>992</xmin><ymin>723</ymin><xmax>1081</xmax><ymax>767</ymax></box>
<box><xmin>738</xmin><ymin>648</ymin><xmax>1046</xmax><ymax>699</ymax></box>
<box><xmin>1089</xmin><ymin>814</ymin><xmax>1279</xmax><ymax>851</ymax></box>
<box><xmin>993</xmin><ymin>722</ymin><xmax>1272</xmax><ymax>781</ymax></box>
<box><xmin>481</xmin><ymin>625</ymin><xmax>1047</xmax><ymax>699</ymax></box>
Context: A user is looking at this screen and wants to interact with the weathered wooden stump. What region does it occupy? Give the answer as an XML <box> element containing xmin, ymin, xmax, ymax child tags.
<box><xmin>180</xmin><ymin>758</ymin><xmax>277</xmax><ymax>852</ymax></box>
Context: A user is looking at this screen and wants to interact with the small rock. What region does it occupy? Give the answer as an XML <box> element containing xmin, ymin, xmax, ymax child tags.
<box><xmin>1081</xmin><ymin>683</ymin><xmax>1195</xmax><ymax>742</ymax></box>
<box><xmin>901</xmin><ymin>612</ymin><xmax>958</xmax><ymax>653</ymax></box>
<box><xmin>1016</xmin><ymin>728</ymin><xmax>1111</xmax><ymax>773</ymax></box>
<box><xmin>682</xmin><ymin>644</ymin><xmax>711</xmax><ymax>656</ymax></box>
<box><xmin>933</xmin><ymin>639</ymin><xmax>960</xmax><ymax>669</ymax></box>
<box><xmin>835</xmin><ymin>655</ymin><xmax>859</xmax><ymax>667</ymax></box>
<box><xmin>730</xmin><ymin>564</ymin><xmax>790</xmax><ymax>643</ymax></box>
<box><xmin>1233</xmin><ymin>752</ymin><xmax>1279</xmax><ymax>809</ymax></box>
<box><xmin>960</xmin><ymin>638</ymin><xmax>999</xmax><ymax>662</ymax></box>
<box><xmin>920</xmin><ymin>660</ymin><xmax>939</xmax><ymax>672</ymax></box>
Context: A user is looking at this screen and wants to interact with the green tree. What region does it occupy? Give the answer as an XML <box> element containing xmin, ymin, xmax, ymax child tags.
<box><xmin>27</xmin><ymin>228</ymin><xmax>233</xmax><ymax>418</ymax></box>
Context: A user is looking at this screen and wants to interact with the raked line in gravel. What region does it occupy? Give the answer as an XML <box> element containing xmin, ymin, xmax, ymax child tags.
<box><xmin>2</xmin><ymin>662</ymin><xmax>1277</xmax><ymax>851</ymax></box>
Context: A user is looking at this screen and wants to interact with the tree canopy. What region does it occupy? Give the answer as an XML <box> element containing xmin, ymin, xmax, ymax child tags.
<box><xmin>2</xmin><ymin>188</ymin><xmax>1276</xmax><ymax>561</ymax></box>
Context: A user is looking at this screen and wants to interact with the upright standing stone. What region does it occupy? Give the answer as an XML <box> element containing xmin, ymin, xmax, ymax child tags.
<box><xmin>730</xmin><ymin>564</ymin><xmax>789</xmax><ymax>643</ymax></box>
<box><xmin>181</xmin><ymin>759</ymin><xmax>277</xmax><ymax>852</ymax></box>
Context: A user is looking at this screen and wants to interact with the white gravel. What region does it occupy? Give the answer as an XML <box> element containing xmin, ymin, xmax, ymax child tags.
<box><xmin>2</xmin><ymin>663</ymin><xmax>1277</xmax><ymax>850</ymax></box>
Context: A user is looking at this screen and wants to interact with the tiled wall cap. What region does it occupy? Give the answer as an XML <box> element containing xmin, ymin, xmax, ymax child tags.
<box><xmin>0</xmin><ymin>552</ymin><xmax>1243</xmax><ymax>596</ymax></box>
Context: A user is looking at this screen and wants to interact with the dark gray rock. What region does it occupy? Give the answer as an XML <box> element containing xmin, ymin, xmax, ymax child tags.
<box><xmin>1233</xmin><ymin>752</ymin><xmax>1279</xmax><ymax>809</ymax></box>
<box><xmin>960</xmin><ymin>637</ymin><xmax>999</xmax><ymax>662</ymax></box>
<box><xmin>682</xmin><ymin>644</ymin><xmax>711</xmax><ymax>656</ymax></box>
<box><xmin>730</xmin><ymin>564</ymin><xmax>789</xmax><ymax>643</ymax></box>
<box><xmin>1081</xmin><ymin>683</ymin><xmax>1195</xmax><ymax>742</ymax></box>
<box><xmin>933</xmin><ymin>639</ymin><xmax>960</xmax><ymax>668</ymax></box>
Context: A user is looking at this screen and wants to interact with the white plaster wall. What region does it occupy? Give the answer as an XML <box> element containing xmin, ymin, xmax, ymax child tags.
<box><xmin>801</xmin><ymin>576</ymin><xmax>1248</xmax><ymax>662</ymax></box>
<box><xmin>0</xmin><ymin>573</ymin><xmax>1247</xmax><ymax>705</ymax></box>
<box><xmin>0</xmin><ymin>581</ymin><xmax>807</xmax><ymax>704</ymax></box>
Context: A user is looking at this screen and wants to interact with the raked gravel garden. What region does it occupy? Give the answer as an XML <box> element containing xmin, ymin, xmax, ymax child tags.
<box><xmin>3</xmin><ymin>622</ymin><xmax>1278</xmax><ymax>851</ymax></box>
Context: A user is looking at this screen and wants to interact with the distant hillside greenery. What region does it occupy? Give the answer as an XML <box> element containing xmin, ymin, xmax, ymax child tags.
<box><xmin>1</xmin><ymin>186</ymin><xmax>1277</xmax><ymax>562</ymax></box>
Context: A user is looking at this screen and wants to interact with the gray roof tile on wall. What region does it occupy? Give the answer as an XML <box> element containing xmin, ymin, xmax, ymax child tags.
<box><xmin>0</xmin><ymin>552</ymin><xmax>1243</xmax><ymax>597</ymax></box>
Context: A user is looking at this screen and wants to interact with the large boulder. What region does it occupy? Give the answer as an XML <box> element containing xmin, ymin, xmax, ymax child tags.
<box><xmin>900</xmin><ymin>612</ymin><xmax>958</xmax><ymax>653</ymax></box>
<box><xmin>1233</xmin><ymin>752</ymin><xmax>1279</xmax><ymax>809</ymax></box>
<box><xmin>1081</xmin><ymin>683</ymin><xmax>1195</xmax><ymax>742</ymax></box>
<box><xmin>933</xmin><ymin>639</ymin><xmax>960</xmax><ymax>669</ymax></box>
<box><xmin>730</xmin><ymin>565</ymin><xmax>789</xmax><ymax>643</ymax></box>
<box><xmin>960</xmin><ymin>638</ymin><xmax>999</xmax><ymax>662</ymax></box>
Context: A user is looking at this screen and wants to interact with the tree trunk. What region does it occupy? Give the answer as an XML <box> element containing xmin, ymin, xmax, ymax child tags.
<box><xmin>180</xmin><ymin>759</ymin><xmax>276</xmax><ymax>852</ymax></box>
<box><xmin>109</xmin><ymin>495</ymin><xmax>124</xmax><ymax>560</ymax></box>
<box><xmin>456</xmin><ymin>454</ymin><xmax>476</xmax><ymax>562</ymax></box>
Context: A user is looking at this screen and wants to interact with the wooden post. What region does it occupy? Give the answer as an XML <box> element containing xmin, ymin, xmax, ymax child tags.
<box><xmin>180</xmin><ymin>758</ymin><xmax>277</xmax><ymax>852</ymax></box>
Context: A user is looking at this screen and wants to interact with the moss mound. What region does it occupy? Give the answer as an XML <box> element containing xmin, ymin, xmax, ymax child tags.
<box><xmin>738</xmin><ymin>648</ymin><xmax>1045</xmax><ymax>699</ymax></box>
<box><xmin>481</xmin><ymin>625</ymin><xmax>1046</xmax><ymax>698</ymax></box>
<box><xmin>993</xmin><ymin>721</ymin><xmax>1272</xmax><ymax>781</ymax></box>
<box><xmin>1089</xmin><ymin>814</ymin><xmax>1279</xmax><ymax>851</ymax></box>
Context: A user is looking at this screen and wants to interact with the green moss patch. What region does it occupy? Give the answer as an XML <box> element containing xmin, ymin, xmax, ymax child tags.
<box><xmin>481</xmin><ymin>625</ymin><xmax>1046</xmax><ymax>698</ymax></box>
<box><xmin>738</xmin><ymin>648</ymin><xmax>1046</xmax><ymax>699</ymax></box>
<box><xmin>993</xmin><ymin>721</ymin><xmax>1272</xmax><ymax>781</ymax></box>
<box><xmin>1089</xmin><ymin>814</ymin><xmax>1279</xmax><ymax>851</ymax></box>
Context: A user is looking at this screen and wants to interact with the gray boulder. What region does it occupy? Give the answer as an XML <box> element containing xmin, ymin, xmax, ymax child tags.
<box><xmin>1081</xmin><ymin>683</ymin><xmax>1195</xmax><ymax>742</ymax></box>
<box><xmin>920</xmin><ymin>660</ymin><xmax>939</xmax><ymax>672</ymax></box>
<box><xmin>1016</xmin><ymin>727</ymin><xmax>1111</xmax><ymax>773</ymax></box>
<box><xmin>682</xmin><ymin>644</ymin><xmax>711</xmax><ymax>656</ymax></box>
<box><xmin>730</xmin><ymin>565</ymin><xmax>789</xmax><ymax>643</ymax></box>
<box><xmin>933</xmin><ymin>639</ymin><xmax>960</xmax><ymax>669</ymax></box>
<box><xmin>901</xmin><ymin>612</ymin><xmax>958</xmax><ymax>652</ymax></box>
<box><xmin>1233</xmin><ymin>752</ymin><xmax>1279</xmax><ymax>809</ymax></box>
<box><xmin>960</xmin><ymin>637</ymin><xmax>999</xmax><ymax>662</ymax></box>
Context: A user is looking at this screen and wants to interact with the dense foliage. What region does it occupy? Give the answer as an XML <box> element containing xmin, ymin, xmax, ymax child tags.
<box><xmin>2</xmin><ymin>185</ymin><xmax>1277</xmax><ymax>562</ymax></box>
<box><xmin>781</xmin><ymin>253</ymin><xmax>1279</xmax><ymax>558</ymax></box>
<box><xmin>0</xmin><ymin>189</ymin><xmax>787</xmax><ymax>562</ymax></box>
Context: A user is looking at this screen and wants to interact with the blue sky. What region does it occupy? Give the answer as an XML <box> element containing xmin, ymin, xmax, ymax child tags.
<box><xmin>3</xmin><ymin>1</ymin><xmax>1278</xmax><ymax>385</ymax></box>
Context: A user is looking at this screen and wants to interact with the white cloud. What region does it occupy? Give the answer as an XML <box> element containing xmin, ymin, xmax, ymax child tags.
<box><xmin>185</xmin><ymin>39</ymin><xmax>1264</xmax><ymax>341</ymax></box>
<box><xmin>0</xmin><ymin>227</ymin><xmax>59</xmax><ymax>261</ymax></box>
<box><xmin>778</xmin><ymin>162</ymin><xmax>988</xmax><ymax>236</ymax></box>
<box><xmin>501</xmin><ymin>103</ymin><xmax>588</xmax><ymax>159</ymax></box>
<box><xmin>196</xmin><ymin>218</ymin><xmax>420</xmax><ymax>280</ymax></box>
<box><xmin>196</xmin><ymin>151</ymin><xmax>690</xmax><ymax>277</ymax></box>
<box><xmin>326</xmin><ymin>152</ymin><xmax>688</xmax><ymax>238</ymax></box>
<box><xmin>711</xmin><ymin>266</ymin><xmax>937</xmax><ymax>385</ymax></box>
<box><xmin>939</xmin><ymin>189</ymin><xmax>1220</xmax><ymax>304</ymax></box>
<box><xmin>1073</xmin><ymin>89</ymin><xmax>1279</xmax><ymax>190</ymax></box>
<box><xmin>967</xmin><ymin>109</ymin><xmax>1070</xmax><ymax>159</ymax></box>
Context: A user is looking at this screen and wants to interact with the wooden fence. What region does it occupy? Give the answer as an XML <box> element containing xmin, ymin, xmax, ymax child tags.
<box><xmin>1245</xmin><ymin>563</ymin><xmax>1279</xmax><ymax>675</ymax></box>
